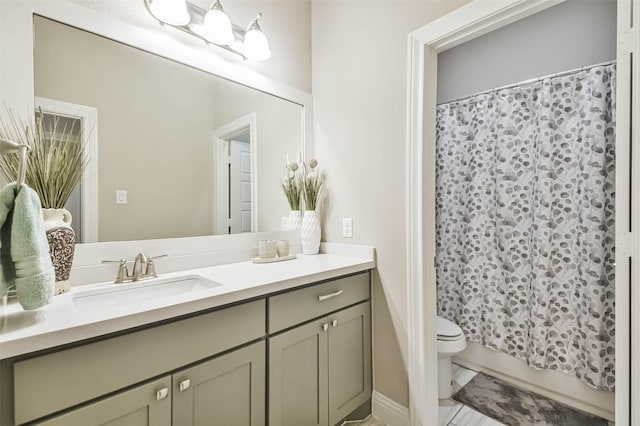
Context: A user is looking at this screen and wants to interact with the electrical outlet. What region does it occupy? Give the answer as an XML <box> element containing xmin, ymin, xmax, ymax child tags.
<box><xmin>116</xmin><ymin>190</ymin><xmax>127</xmax><ymax>204</ymax></box>
<box><xmin>342</xmin><ymin>217</ymin><xmax>353</xmax><ymax>238</ymax></box>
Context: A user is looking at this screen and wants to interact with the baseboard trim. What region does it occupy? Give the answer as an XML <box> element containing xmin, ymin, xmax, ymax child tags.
<box><xmin>372</xmin><ymin>391</ymin><xmax>409</xmax><ymax>426</ymax></box>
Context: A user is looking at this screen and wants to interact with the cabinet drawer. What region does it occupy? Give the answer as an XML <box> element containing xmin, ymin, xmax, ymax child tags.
<box><xmin>268</xmin><ymin>272</ymin><xmax>369</xmax><ymax>334</ymax></box>
<box><xmin>14</xmin><ymin>300</ymin><xmax>265</xmax><ymax>425</ymax></box>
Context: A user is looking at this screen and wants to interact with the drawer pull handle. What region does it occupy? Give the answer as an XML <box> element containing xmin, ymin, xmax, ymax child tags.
<box><xmin>332</xmin><ymin>320</ymin><xmax>338</xmax><ymax>327</ymax></box>
<box><xmin>156</xmin><ymin>388</ymin><xmax>169</xmax><ymax>401</ymax></box>
<box><xmin>318</xmin><ymin>290</ymin><xmax>343</xmax><ymax>301</ymax></box>
<box><xmin>179</xmin><ymin>379</ymin><xmax>191</xmax><ymax>392</ymax></box>
<box><xmin>323</xmin><ymin>323</ymin><xmax>329</xmax><ymax>332</ymax></box>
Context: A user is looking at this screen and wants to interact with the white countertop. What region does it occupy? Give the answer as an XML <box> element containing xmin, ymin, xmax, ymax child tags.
<box><xmin>0</xmin><ymin>248</ymin><xmax>375</xmax><ymax>360</ymax></box>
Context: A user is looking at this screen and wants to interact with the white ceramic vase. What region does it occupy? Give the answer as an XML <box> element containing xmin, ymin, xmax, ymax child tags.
<box><xmin>287</xmin><ymin>210</ymin><xmax>302</xmax><ymax>231</ymax></box>
<box><xmin>42</xmin><ymin>208</ymin><xmax>76</xmax><ymax>295</ymax></box>
<box><xmin>300</xmin><ymin>210</ymin><xmax>321</xmax><ymax>255</ymax></box>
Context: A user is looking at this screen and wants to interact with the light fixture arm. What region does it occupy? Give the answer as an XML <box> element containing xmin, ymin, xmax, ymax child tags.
<box><xmin>209</xmin><ymin>0</ymin><xmax>224</xmax><ymax>12</ymax></box>
<box><xmin>247</xmin><ymin>13</ymin><xmax>263</xmax><ymax>32</ymax></box>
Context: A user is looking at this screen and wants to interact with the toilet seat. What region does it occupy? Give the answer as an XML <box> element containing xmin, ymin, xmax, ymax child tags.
<box><xmin>436</xmin><ymin>316</ymin><xmax>466</xmax><ymax>399</ymax></box>
<box><xmin>436</xmin><ymin>316</ymin><xmax>463</xmax><ymax>341</ymax></box>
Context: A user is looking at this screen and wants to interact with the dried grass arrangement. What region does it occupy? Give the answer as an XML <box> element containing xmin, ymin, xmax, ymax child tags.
<box><xmin>281</xmin><ymin>161</ymin><xmax>302</xmax><ymax>210</ymax></box>
<box><xmin>0</xmin><ymin>108</ymin><xmax>86</xmax><ymax>209</ymax></box>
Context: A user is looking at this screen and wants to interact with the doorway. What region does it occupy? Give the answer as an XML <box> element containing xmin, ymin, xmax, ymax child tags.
<box><xmin>229</xmin><ymin>135</ymin><xmax>252</xmax><ymax>233</ymax></box>
<box><xmin>406</xmin><ymin>1</ymin><xmax>637</xmax><ymax>425</ymax></box>
<box><xmin>214</xmin><ymin>113</ymin><xmax>257</xmax><ymax>234</ymax></box>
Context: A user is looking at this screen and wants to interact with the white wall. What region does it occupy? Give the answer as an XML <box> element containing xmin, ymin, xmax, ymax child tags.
<box><xmin>437</xmin><ymin>0</ymin><xmax>617</xmax><ymax>103</ymax></box>
<box><xmin>312</xmin><ymin>0</ymin><xmax>469</xmax><ymax>407</ymax></box>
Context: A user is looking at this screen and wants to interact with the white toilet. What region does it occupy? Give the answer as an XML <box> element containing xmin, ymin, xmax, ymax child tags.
<box><xmin>436</xmin><ymin>316</ymin><xmax>466</xmax><ymax>399</ymax></box>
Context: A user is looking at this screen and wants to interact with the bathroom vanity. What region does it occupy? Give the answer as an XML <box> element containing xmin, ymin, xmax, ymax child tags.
<box><xmin>0</xmin><ymin>250</ymin><xmax>374</xmax><ymax>426</ymax></box>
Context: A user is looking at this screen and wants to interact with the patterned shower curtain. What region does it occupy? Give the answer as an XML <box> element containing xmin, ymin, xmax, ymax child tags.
<box><xmin>435</xmin><ymin>63</ymin><xmax>616</xmax><ymax>391</ymax></box>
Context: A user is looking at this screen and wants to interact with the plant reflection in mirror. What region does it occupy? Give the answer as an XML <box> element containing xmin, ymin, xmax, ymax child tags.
<box><xmin>281</xmin><ymin>160</ymin><xmax>302</xmax><ymax>210</ymax></box>
<box><xmin>0</xmin><ymin>108</ymin><xmax>87</xmax><ymax>209</ymax></box>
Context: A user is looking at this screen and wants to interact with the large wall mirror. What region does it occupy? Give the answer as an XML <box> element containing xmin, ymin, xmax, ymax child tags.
<box><xmin>33</xmin><ymin>16</ymin><xmax>303</xmax><ymax>243</ymax></box>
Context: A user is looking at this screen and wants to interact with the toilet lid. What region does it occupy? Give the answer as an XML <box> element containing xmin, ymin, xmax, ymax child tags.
<box><xmin>437</xmin><ymin>316</ymin><xmax>463</xmax><ymax>340</ymax></box>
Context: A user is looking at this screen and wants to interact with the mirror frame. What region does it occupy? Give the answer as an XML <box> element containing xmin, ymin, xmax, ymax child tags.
<box><xmin>0</xmin><ymin>0</ymin><xmax>313</xmax><ymax>267</ymax></box>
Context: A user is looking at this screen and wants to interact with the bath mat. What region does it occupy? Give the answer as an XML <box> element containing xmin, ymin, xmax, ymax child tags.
<box><xmin>452</xmin><ymin>372</ymin><xmax>609</xmax><ymax>426</ymax></box>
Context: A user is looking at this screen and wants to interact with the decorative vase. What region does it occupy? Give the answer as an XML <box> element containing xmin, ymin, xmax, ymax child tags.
<box><xmin>42</xmin><ymin>208</ymin><xmax>76</xmax><ymax>295</ymax></box>
<box><xmin>287</xmin><ymin>210</ymin><xmax>302</xmax><ymax>231</ymax></box>
<box><xmin>300</xmin><ymin>210</ymin><xmax>321</xmax><ymax>255</ymax></box>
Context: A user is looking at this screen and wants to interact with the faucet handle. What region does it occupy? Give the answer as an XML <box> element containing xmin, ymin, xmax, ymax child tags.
<box><xmin>145</xmin><ymin>254</ymin><xmax>168</xmax><ymax>278</ymax></box>
<box><xmin>101</xmin><ymin>259</ymin><xmax>128</xmax><ymax>283</ymax></box>
<box><xmin>148</xmin><ymin>254</ymin><xmax>168</xmax><ymax>260</ymax></box>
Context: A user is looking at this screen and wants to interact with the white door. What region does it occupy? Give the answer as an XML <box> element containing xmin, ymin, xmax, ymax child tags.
<box><xmin>229</xmin><ymin>140</ymin><xmax>252</xmax><ymax>233</ymax></box>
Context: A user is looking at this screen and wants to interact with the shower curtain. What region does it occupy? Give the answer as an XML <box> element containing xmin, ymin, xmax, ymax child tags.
<box><xmin>435</xmin><ymin>63</ymin><xmax>616</xmax><ymax>391</ymax></box>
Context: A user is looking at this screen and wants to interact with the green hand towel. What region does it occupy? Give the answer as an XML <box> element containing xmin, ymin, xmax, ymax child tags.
<box><xmin>0</xmin><ymin>183</ymin><xmax>54</xmax><ymax>310</ymax></box>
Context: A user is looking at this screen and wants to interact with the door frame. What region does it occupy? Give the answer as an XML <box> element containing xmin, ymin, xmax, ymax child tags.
<box><xmin>35</xmin><ymin>96</ymin><xmax>99</xmax><ymax>243</ymax></box>
<box><xmin>213</xmin><ymin>112</ymin><xmax>257</xmax><ymax>234</ymax></box>
<box><xmin>405</xmin><ymin>1</ymin><xmax>639</xmax><ymax>425</ymax></box>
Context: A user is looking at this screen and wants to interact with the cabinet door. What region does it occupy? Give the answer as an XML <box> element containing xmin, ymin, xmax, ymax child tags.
<box><xmin>328</xmin><ymin>302</ymin><xmax>372</xmax><ymax>426</ymax></box>
<box><xmin>172</xmin><ymin>341</ymin><xmax>265</xmax><ymax>426</ymax></box>
<box><xmin>269</xmin><ymin>317</ymin><xmax>328</xmax><ymax>426</ymax></box>
<box><xmin>37</xmin><ymin>376</ymin><xmax>171</xmax><ymax>426</ymax></box>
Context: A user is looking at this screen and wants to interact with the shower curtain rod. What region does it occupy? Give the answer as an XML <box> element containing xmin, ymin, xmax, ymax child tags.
<box><xmin>438</xmin><ymin>59</ymin><xmax>617</xmax><ymax>106</ymax></box>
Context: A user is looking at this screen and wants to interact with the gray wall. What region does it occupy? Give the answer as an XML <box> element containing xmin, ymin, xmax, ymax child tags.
<box><xmin>437</xmin><ymin>0</ymin><xmax>617</xmax><ymax>104</ymax></box>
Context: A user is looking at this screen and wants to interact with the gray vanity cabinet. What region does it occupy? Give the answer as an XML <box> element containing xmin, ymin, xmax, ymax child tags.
<box><xmin>327</xmin><ymin>302</ymin><xmax>372</xmax><ymax>425</ymax></box>
<box><xmin>37</xmin><ymin>376</ymin><xmax>172</xmax><ymax>426</ymax></box>
<box><xmin>7</xmin><ymin>271</ymin><xmax>372</xmax><ymax>426</ymax></box>
<box><xmin>172</xmin><ymin>341</ymin><xmax>266</xmax><ymax>426</ymax></box>
<box><xmin>13</xmin><ymin>300</ymin><xmax>265</xmax><ymax>425</ymax></box>
<box><xmin>269</xmin><ymin>317</ymin><xmax>329</xmax><ymax>426</ymax></box>
<box><xmin>38</xmin><ymin>342</ymin><xmax>265</xmax><ymax>426</ymax></box>
<box><xmin>268</xmin><ymin>272</ymin><xmax>372</xmax><ymax>426</ymax></box>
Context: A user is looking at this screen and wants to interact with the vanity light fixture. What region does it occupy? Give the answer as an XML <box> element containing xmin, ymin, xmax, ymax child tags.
<box><xmin>244</xmin><ymin>13</ymin><xmax>271</xmax><ymax>61</ymax></box>
<box><xmin>202</xmin><ymin>0</ymin><xmax>234</xmax><ymax>46</ymax></box>
<box><xmin>144</xmin><ymin>0</ymin><xmax>271</xmax><ymax>61</ymax></box>
<box><xmin>148</xmin><ymin>0</ymin><xmax>190</xmax><ymax>26</ymax></box>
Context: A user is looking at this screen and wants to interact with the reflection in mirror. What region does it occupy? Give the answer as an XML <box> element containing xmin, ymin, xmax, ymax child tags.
<box><xmin>33</xmin><ymin>16</ymin><xmax>303</xmax><ymax>243</ymax></box>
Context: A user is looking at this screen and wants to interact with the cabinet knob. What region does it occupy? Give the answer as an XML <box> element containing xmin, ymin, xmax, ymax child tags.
<box><xmin>331</xmin><ymin>320</ymin><xmax>338</xmax><ymax>327</ymax></box>
<box><xmin>322</xmin><ymin>323</ymin><xmax>329</xmax><ymax>332</ymax></box>
<box><xmin>156</xmin><ymin>387</ymin><xmax>169</xmax><ymax>401</ymax></box>
<box><xmin>179</xmin><ymin>379</ymin><xmax>191</xmax><ymax>392</ymax></box>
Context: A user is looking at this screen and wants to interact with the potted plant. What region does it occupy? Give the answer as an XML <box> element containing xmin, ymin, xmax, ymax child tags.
<box><xmin>300</xmin><ymin>159</ymin><xmax>325</xmax><ymax>255</ymax></box>
<box><xmin>0</xmin><ymin>108</ymin><xmax>86</xmax><ymax>294</ymax></box>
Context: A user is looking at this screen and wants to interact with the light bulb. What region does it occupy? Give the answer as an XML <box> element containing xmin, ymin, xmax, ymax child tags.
<box><xmin>149</xmin><ymin>0</ymin><xmax>190</xmax><ymax>26</ymax></box>
<box><xmin>202</xmin><ymin>0</ymin><xmax>234</xmax><ymax>45</ymax></box>
<box><xmin>244</xmin><ymin>14</ymin><xmax>271</xmax><ymax>61</ymax></box>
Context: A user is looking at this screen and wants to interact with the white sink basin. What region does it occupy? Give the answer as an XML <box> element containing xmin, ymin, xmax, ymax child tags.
<box><xmin>72</xmin><ymin>275</ymin><xmax>222</xmax><ymax>314</ymax></box>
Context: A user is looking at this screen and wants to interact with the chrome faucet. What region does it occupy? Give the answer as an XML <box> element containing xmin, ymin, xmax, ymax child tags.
<box><xmin>102</xmin><ymin>254</ymin><xmax>168</xmax><ymax>284</ymax></box>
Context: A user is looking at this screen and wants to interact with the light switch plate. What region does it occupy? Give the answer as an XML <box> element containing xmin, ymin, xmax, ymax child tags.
<box><xmin>342</xmin><ymin>217</ymin><xmax>353</xmax><ymax>238</ymax></box>
<box><xmin>116</xmin><ymin>190</ymin><xmax>127</xmax><ymax>204</ymax></box>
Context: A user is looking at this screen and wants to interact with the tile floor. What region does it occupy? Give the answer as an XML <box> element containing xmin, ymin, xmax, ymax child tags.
<box><xmin>440</xmin><ymin>364</ymin><xmax>614</xmax><ymax>426</ymax></box>
<box><xmin>352</xmin><ymin>363</ymin><xmax>612</xmax><ymax>426</ymax></box>
<box><xmin>437</xmin><ymin>364</ymin><xmax>506</xmax><ymax>426</ymax></box>
<box><xmin>341</xmin><ymin>415</ymin><xmax>386</xmax><ymax>425</ymax></box>
<box><xmin>347</xmin><ymin>365</ymin><xmax>495</xmax><ymax>426</ymax></box>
